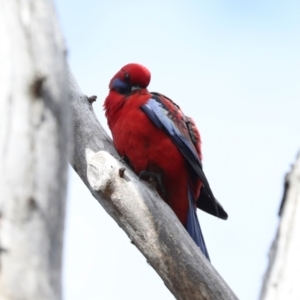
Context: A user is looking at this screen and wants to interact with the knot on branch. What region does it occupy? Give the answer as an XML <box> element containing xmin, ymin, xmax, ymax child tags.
<box><xmin>88</xmin><ymin>95</ymin><xmax>97</xmax><ymax>104</ymax></box>
<box><xmin>30</xmin><ymin>75</ymin><xmax>46</xmax><ymax>98</ymax></box>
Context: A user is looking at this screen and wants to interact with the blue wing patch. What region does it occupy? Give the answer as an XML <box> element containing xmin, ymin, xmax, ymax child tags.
<box><xmin>141</xmin><ymin>96</ymin><xmax>218</xmax><ymax>215</ymax></box>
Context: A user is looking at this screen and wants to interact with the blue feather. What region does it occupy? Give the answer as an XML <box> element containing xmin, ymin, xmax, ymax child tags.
<box><xmin>141</xmin><ymin>97</ymin><xmax>217</xmax><ymax>208</ymax></box>
<box><xmin>142</xmin><ymin>95</ymin><xmax>227</xmax><ymax>221</ymax></box>
<box><xmin>142</xmin><ymin>98</ymin><xmax>199</xmax><ymax>159</ymax></box>
<box><xmin>186</xmin><ymin>187</ymin><xmax>210</xmax><ymax>260</ymax></box>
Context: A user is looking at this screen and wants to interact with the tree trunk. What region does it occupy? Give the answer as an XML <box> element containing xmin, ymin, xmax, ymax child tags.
<box><xmin>0</xmin><ymin>0</ymin><xmax>70</xmax><ymax>299</ymax></box>
<box><xmin>260</xmin><ymin>153</ymin><xmax>300</xmax><ymax>300</ymax></box>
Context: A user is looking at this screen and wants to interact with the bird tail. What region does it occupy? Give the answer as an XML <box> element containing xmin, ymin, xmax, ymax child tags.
<box><xmin>186</xmin><ymin>187</ymin><xmax>210</xmax><ymax>260</ymax></box>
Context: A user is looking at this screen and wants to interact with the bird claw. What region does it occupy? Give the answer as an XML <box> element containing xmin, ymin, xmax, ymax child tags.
<box><xmin>139</xmin><ymin>171</ymin><xmax>166</xmax><ymax>196</ymax></box>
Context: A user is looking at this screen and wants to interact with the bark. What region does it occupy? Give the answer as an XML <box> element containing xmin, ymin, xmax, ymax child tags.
<box><xmin>69</xmin><ymin>73</ymin><xmax>238</xmax><ymax>300</ymax></box>
<box><xmin>260</xmin><ymin>152</ymin><xmax>300</xmax><ymax>300</ymax></box>
<box><xmin>0</xmin><ymin>0</ymin><xmax>70</xmax><ymax>299</ymax></box>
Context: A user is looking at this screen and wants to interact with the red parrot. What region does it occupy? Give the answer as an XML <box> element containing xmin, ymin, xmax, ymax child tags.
<box><xmin>104</xmin><ymin>63</ymin><xmax>228</xmax><ymax>260</ymax></box>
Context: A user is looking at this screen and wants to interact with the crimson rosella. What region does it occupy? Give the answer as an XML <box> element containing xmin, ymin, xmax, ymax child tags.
<box><xmin>104</xmin><ymin>63</ymin><xmax>228</xmax><ymax>260</ymax></box>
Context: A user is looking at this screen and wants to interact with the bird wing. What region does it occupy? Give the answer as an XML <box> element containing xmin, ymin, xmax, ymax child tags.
<box><xmin>141</xmin><ymin>92</ymin><xmax>227</xmax><ymax>220</ymax></box>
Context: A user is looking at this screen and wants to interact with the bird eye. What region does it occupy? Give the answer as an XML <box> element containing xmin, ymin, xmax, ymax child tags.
<box><xmin>124</xmin><ymin>72</ymin><xmax>130</xmax><ymax>81</ymax></box>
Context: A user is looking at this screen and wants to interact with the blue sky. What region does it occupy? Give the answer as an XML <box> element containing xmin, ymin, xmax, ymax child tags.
<box><xmin>54</xmin><ymin>1</ymin><xmax>300</xmax><ymax>299</ymax></box>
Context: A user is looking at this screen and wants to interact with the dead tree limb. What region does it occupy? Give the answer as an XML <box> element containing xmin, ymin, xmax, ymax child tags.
<box><xmin>260</xmin><ymin>153</ymin><xmax>300</xmax><ymax>300</ymax></box>
<box><xmin>0</xmin><ymin>0</ymin><xmax>70</xmax><ymax>299</ymax></box>
<box><xmin>69</xmin><ymin>71</ymin><xmax>238</xmax><ymax>300</ymax></box>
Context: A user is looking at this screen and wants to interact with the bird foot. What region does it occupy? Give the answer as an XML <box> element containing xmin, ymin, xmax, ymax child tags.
<box><xmin>139</xmin><ymin>171</ymin><xmax>166</xmax><ymax>196</ymax></box>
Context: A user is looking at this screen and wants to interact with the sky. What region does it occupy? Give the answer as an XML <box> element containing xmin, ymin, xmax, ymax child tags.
<box><xmin>53</xmin><ymin>1</ymin><xmax>300</xmax><ymax>299</ymax></box>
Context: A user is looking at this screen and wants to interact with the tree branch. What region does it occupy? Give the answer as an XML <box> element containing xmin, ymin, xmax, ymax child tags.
<box><xmin>0</xmin><ymin>0</ymin><xmax>70</xmax><ymax>299</ymax></box>
<box><xmin>69</xmin><ymin>72</ymin><xmax>238</xmax><ymax>300</ymax></box>
<box><xmin>260</xmin><ymin>152</ymin><xmax>300</xmax><ymax>300</ymax></box>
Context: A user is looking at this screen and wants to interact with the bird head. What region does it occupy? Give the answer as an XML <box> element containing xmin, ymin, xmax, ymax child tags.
<box><xmin>109</xmin><ymin>63</ymin><xmax>151</xmax><ymax>94</ymax></box>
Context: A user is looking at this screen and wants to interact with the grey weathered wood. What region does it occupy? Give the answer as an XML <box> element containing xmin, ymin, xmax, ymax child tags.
<box><xmin>69</xmin><ymin>72</ymin><xmax>238</xmax><ymax>300</ymax></box>
<box><xmin>0</xmin><ymin>0</ymin><xmax>70</xmax><ymax>299</ymax></box>
<box><xmin>260</xmin><ymin>153</ymin><xmax>300</xmax><ymax>300</ymax></box>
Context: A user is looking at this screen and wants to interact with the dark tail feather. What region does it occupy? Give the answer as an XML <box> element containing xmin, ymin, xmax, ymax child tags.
<box><xmin>186</xmin><ymin>188</ymin><xmax>210</xmax><ymax>260</ymax></box>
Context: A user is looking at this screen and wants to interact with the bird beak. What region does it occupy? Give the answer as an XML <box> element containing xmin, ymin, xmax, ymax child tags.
<box><xmin>131</xmin><ymin>85</ymin><xmax>141</xmax><ymax>92</ymax></box>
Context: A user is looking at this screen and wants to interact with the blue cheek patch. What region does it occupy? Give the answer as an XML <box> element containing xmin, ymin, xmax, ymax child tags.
<box><xmin>112</xmin><ymin>78</ymin><xmax>131</xmax><ymax>94</ymax></box>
